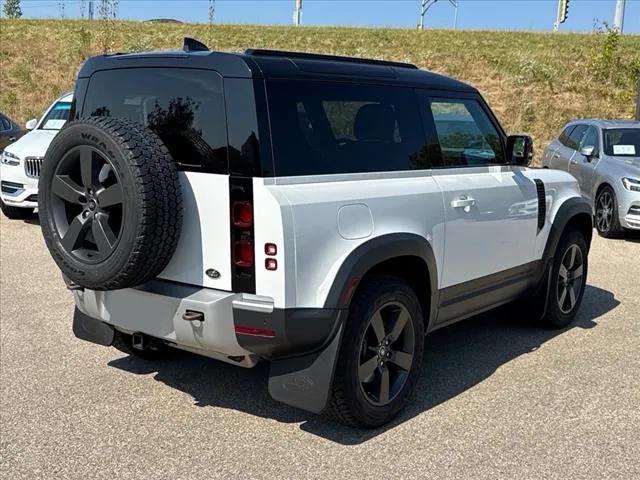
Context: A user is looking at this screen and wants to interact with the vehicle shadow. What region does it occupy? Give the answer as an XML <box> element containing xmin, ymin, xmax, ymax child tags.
<box><xmin>623</xmin><ymin>230</ymin><xmax>640</xmax><ymax>243</ymax></box>
<box><xmin>108</xmin><ymin>284</ymin><xmax>619</xmax><ymax>445</ymax></box>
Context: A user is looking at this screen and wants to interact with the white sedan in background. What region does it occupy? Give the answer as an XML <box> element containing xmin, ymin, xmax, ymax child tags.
<box><xmin>0</xmin><ymin>92</ymin><xmax>73</xmax><ymax>219</ymax></box>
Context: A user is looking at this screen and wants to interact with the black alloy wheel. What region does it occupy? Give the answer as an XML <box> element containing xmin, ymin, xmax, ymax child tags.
<box><xmin>50</xmin><ymin>145</ymin><xmax>124</xmax><ymax>263</ymax></box>
<box><xmin>556</xmin><ymin>243</ymin><xmax>585</xmax><ymax>314</ymax></box>
<box><xmin>358</xmin><ymin>302</ymin><xmax>415</xmax><ymax>406</ymax></box>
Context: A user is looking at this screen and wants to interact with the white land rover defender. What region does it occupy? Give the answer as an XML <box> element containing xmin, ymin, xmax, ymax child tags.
<box><xmin>39</xmin><ymin>39</ymin><xmax>592</xmax><ymax>428</ymax></box>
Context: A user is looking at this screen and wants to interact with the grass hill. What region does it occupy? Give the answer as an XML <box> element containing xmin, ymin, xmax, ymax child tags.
<box><xmin>1</xmin><ymin>19</ymin><xmax>638</xmax><ymax>159</ymax></box>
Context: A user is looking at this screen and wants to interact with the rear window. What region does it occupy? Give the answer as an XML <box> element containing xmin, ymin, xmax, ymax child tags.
<box><xmin>603</xmin><ymin>128</ymin><xmax>640</xmax><ymax>157</ymax></box>
<box><xmin>266</xmin><ymin>80</ymin><xmax>429</xmax><ymax>176</ymax></box>
<box><xmin>83</xmin><ymin>68</ymin><xmax>227</xmax><ymax>172</ymax></box>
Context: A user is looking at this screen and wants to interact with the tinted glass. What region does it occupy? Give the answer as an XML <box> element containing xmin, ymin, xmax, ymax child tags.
<box><xmin>566</xmin><ymin>124</ymin><xmax>588</xmax><ymax>150</ymax></box>
<box><xmin>83</xmin><ymin>68</ymin><xmax>227</xmax><ymax>172</ymax></box>
<box><xmin>603</xmin><ymin>128</ymin><xmax>640</xmax><ymax>157</ymax></box>
<box><xmin>39</xmin><ymin>101</ymin><xmax>71</xmax><ymax>130</ymax></box>
<box><xmin>428</xmin><ymin>98</ymin><xmax>504</xmax><ymax>167</ymax></box>
<box><xmin>266</xmin><ymin>80</ymin><xmax>428</xmax><ymax>176</ymax></box>
<box><xmin>558</xmin><ymin>125</ymin><xmax>576</xmax><ymax>147</ymax></box>
<box><xmin>0</xmin><ymin>116</ymin><xmax>10</xmax><ymax>131</ymax></box>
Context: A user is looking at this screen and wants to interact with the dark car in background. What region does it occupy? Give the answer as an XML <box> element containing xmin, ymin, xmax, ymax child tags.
<box><xmin>0</xmin><ymin>113</ymin><xmax>27</xmax><ymax>153</ymax></box>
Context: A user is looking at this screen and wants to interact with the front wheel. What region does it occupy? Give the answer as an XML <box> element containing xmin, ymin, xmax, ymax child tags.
<box><xmin>539</xmin><ymin>229</ymin><xmax>588</xmax><ymax>329</ymax></box>
<box><xmin>326</xmin><ymin>275</ymin><xmax>425</xmax><ymax>428</ymax></box>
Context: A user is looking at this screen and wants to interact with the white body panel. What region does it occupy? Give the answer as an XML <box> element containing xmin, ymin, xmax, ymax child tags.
<box><xmin>433</xmin><ymin>166</ymin><xmax>538</xmax><ymax>288</ymax></box>
<box><xmin>259</xmin><ymin>171</ymin><xmax>446</xmax><ymax>309</ymax></box>
<box><xmin>158</xmin><ymin>172</ymin><xmax>232</xmax><ymax>291</ymax></box>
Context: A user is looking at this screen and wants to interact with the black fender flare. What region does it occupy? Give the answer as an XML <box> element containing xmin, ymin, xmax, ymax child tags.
<box><xmin>323</xmin><ymin>233</ymin><xmax>439</xmax><ymax>326</ymax></box>
<box><xmin>542</xmin><ymin>196</ymin><xmax>593</xmax><ymax>266</ymax></box>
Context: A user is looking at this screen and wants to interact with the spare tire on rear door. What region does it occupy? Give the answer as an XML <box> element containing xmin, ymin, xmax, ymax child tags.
<box><xmin>39</xmin><ymin>116</ymin><xmax>183</xmax><ymax>290</ymax></box>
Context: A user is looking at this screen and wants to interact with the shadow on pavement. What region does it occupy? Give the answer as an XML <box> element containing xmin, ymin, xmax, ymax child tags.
<box><xmin>109</xmin><ymin>284</ymin><xmax>619</xmax><ymax>445</ymax></box>
<box><xmin>623</xmin><ymin>230</ymin><xmax>640</xmax><ymax>243</ymax></box>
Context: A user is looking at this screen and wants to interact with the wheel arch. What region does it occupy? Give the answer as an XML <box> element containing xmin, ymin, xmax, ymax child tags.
<box><xmin>323</xmin><ymin>233</ymin><xmax>439</xmax><ymax>332</ymax></box>
<box><xmin>544</xmin><ymin>196</ymin><xmax>593</xmax><ymax>265</ymax></box>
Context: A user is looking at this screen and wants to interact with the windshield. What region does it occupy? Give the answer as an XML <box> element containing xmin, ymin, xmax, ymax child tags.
<box><xmin>39</xmin><ymin>101</ymin><xmax>72</xmax><ymax>130</ymax></box>
<box><xmin>603</xmin><ymin>128</ymin><xmax>640</xmax><ymax>157</ymax></box>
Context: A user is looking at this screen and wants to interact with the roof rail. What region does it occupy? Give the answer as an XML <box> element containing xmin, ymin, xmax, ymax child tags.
<box><xmin>244</xmin><ymin>49</ymin><xmax>418</xmax><ymax>70</ymax></box>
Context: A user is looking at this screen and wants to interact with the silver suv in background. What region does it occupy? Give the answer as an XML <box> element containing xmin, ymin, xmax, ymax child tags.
<box><xmin>542</xmin><ymin>120</ymin><xmax>640</xmax><ymax>238</ymax></box>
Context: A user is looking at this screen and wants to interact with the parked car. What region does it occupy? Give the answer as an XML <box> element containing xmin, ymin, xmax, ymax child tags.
<box><xmin>541</xmin><ymin>120</ymin><xmax>640</xmax><ymax>237</ymax></box>
<box><xmin>38</xmin><ymin>41</ymin><xmax>592</xmax><ymax>428</ymax></box>
<box><xmin>0</xmin><ymin>112</ymin><xmax>27</xmax><ymax>153</ymax></box>
<box><xmin>0</xmin><ymin>92</ymin><xmax>73</xmax><ymax>219</ymax></box>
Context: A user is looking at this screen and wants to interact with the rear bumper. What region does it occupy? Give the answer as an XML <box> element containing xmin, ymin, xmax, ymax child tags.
<box><xmin>73</xmin><ymin>279</ymin><xmax>342</xmax><ymax>363</ymax></box>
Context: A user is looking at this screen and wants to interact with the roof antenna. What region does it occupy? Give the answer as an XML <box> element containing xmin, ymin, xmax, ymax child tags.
<box><xmin>183</xmin><ymin>37</ymin><xmax>209</xmax><ymax>53</ymax></box>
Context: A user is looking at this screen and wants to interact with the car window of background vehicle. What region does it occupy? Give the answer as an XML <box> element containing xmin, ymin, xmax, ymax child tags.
<box><xmin>603</xmin><ymin>129</ymin><xmax>640</xmax><ymax>157</ymax></box>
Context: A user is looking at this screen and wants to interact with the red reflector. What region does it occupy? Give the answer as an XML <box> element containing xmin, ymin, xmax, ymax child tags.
<box><xmin>232</xmin><ymin>201</ymin><xmax>253</xmax><ymax>228</ymax></box>
<box><xmin>235</xmin><ymin>325</ymin><xmax>276</xmax><ymax>338</ymax></box>
<box><xmin>265</xmin><ymin>258</ymin><xmax>278</xmax><ymax>271</ymax></box>
<box><xmin>265</xmin><ymin>243</ymin><xmax>277</xmax><ymax>256</ymax></box>
<box><xmin>234</xmin><ymin>240</ymin><xmax>254</xmax><ymax>268</ymax></box>
<box><xmin>342</xmin><ymin>277</ymin><xmax>360</xmax><ymax>305</ymax></box>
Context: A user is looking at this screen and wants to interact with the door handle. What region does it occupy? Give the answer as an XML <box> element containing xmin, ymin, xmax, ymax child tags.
<box><xmin>8</xmin><ymin>137</ymin><xmax>16</xmax><ymax>142</ymax></box>
<box><xmin>451</xmin><ymin>196</ymin><xmax>476</xmax><ymax>209</ymax></box>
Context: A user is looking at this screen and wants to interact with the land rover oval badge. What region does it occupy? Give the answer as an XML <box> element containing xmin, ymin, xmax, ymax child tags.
<box><xmin>205</xmin><ymin>269</ymin><xmax>221</xmax><ymax>279</ymax></box>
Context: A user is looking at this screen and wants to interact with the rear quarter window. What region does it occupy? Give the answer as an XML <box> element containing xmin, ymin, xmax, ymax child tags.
<box><xmin>265</xmin><ymin>80</ymin><xmax>430</xmax><ymax>176</ymax></box>
<box><xmin>82</xmin><ymin>68</ymin><xmax>227</xmax><ymax>173</ymax></box>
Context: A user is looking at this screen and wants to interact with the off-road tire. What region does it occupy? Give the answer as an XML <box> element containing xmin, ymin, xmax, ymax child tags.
<box><xmin>325</xmin><ymin>275</ymin><xmax>425</xmax><ymax>428</ymax></box>
<box><xmin>39</xmin><ymin>116</ymin><xmax>183</xmax><ymax>290</ymax></box>
<box><xmin>539</xmin><ymin>229</ymin><xmax>588</xmax><ymax>329</ymax></box>
<box><xmin>1</xmin><ymin>201</ymin><xmax>34</xmax><ymax>220</ymax></box>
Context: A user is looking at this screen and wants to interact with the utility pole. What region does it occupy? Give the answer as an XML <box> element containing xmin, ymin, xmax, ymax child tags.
<box><xmin>613</xmin><ymin>0</ymin><xmax>625</xmax><ymax>33</ymax></box>
<box><xmin>418</xmin><ymin>0</ymin><xmax>457</xmax><ymax>31</ymax></box>
<box><xmin>88</xmin><ymin>0</ymin><xmax>94</xmax><ymax>20</ymax></box>
<box><xmin>636</xmin><ymin>78</ymin><xmax>640</xmax><ymax>122</ymax></box>
<box><xmin>293</xmin><ymin>0</ymin><xmax>302</xmax><ymax>26</ymax></box>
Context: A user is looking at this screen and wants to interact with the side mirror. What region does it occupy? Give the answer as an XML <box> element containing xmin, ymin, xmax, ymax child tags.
<box><xmin>507</xmin><ymin>135</ymin><xmax>533</xmax><ymax>166</ymax></box>
<box><xmin>580</xmin><ymin>145</ymin><xmax>595</xmax><ymax>159</ymax></box>
<box><xmin>25</xmin><ymin>119</ymin><xmax>38</xmax><ymax>130</ymax></box>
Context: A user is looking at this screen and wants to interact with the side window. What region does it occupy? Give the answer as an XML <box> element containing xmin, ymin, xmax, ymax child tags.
<box><xmin>558</xmin><ymin>126</ymin><xmax>576</xmax><ymax>147</ymax></box>
<box><xmin>266</xmin><ymin>80</ymin><xmax>430</xmax><ymax>176</ymax></box>
<box><xmin>581</xmin><ymin>126</ymin><xmax>599</xmax><ymax>155</ymax></box>
<box><xmin>428</xmin><ymin>98</ymin><xmax>505</xmax><ymax>167</ymax></box>
<box><xmin>0</xmin><ymin>116</ymin><xmax>10</xmax><ymax>131</ymax></box>
<box><xmin>566</xmin><ymin>124</ymin><xmax>588</xmax><ymax>151</ymax></box>
<box><xmin>83</xmin><ymin>68</ymin><xmax>227</xmax><ymax>173</ymax></box>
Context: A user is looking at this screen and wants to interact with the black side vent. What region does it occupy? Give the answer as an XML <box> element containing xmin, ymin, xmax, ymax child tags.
<box><xmin>534</xmin><ymin>179</ymin><xmax>546</xmax><ymax>234</ymax></box>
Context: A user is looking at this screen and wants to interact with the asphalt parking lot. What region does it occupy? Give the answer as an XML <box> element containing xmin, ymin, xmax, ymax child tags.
<box><xmin>1</xmin><ymin>214</ymin><xmax>639</xmax><ymax>480</ymax></box>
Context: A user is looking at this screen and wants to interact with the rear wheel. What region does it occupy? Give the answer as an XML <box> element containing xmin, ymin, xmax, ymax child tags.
<box><xmin>326</xmin><ymin>275</ymin><xmax>425</xmax><ymax>428</ymax></box>
<box><xmin>539</xmin><ymin>229</ymin><xmax>588</xmax><ymax>329</ymax></box>
<box><xmin>595</xmin><ymin>186</ymin><xmax>622</xmax><ymax>238</ymax></box>
<box><xmin>1</xmin><ymin>200</ymin><xmax>34</xmax><ymax>219</ymax></box>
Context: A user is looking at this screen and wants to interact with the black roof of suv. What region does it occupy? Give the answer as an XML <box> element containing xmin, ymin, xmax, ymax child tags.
<box><xmin>77</xmin><ymin>47</ymin><xmax>476</xmax><ymax>93</ymax></box>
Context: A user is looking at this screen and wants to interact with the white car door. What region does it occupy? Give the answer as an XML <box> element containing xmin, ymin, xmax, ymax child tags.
<box><xmin>422</xmin><ymin>95</ymin><xmax>538</xmax><ymax>289</ymax></box>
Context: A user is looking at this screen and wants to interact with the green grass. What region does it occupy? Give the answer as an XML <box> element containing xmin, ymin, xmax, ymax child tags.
<box><xmin>1</xmin><ymin>19</ymin><xmax>638</xmax><ymax>161</ymax></box>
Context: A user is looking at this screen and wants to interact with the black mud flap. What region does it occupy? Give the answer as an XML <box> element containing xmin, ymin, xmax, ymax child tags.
<box><xmin>72</xmin><ymin>307</ymin><xmax>115</xmax><ymax>346</ymax></box>
<box><xmin>268</xmin><ymin>320</ymin><xmax>344</xmax><ymax>414</ymax></box>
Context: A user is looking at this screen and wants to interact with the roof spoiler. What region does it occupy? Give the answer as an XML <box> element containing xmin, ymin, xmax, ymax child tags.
<box><xmin>183</xmin><ymin>37</ymin><xmax>209</xmax><ymax>53</ymax></box>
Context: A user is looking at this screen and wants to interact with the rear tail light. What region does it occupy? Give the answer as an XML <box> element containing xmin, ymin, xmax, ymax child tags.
<box><xmin>234</xmin><ymin>240</ymin><xmax>254</xmax><ymax>268</ymax></box>
<box><xmin>232</xmin><ymin>201</ymin><xmax>253</xmax><ymax>227</ymax></box>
